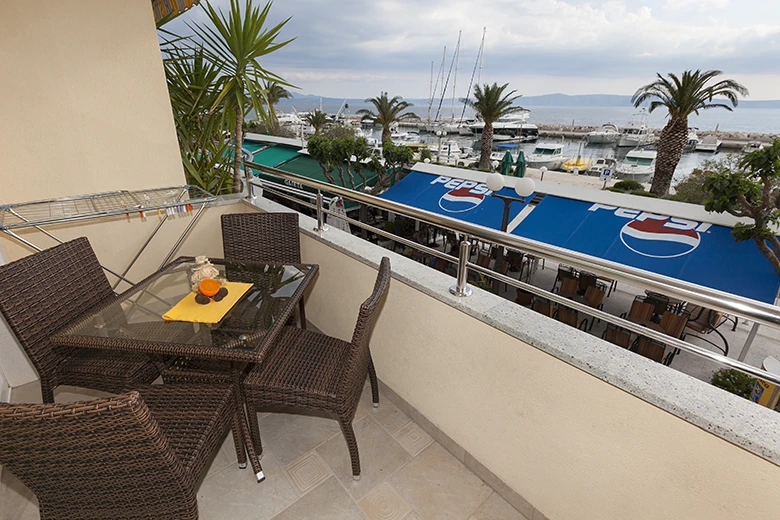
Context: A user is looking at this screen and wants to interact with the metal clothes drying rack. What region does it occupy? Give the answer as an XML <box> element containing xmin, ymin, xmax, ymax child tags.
<box><xmin>0</xmin><ymin>186</ymin><xmax>217</xmax><ymax>291</ymax></box>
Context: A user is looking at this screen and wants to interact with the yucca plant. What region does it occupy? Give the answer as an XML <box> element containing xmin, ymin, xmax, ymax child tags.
<box><xmin>632</xmin><ymin>70</ymin><xmax>748</xmax><ymax>196</ymax></box>
<box><xmin>357</xmin><ymin>92</ymin><xmax>419</xmax><ymax>144</ymax></box>
<box><xmin>463</xmin><ymin>83</ymin><xmax>524</xmax><ymax>170</ymax></box>
<box><xmin>190</xmin><ymin>0</ymin><xmax>295</xmax><ymax>193</ymax></box>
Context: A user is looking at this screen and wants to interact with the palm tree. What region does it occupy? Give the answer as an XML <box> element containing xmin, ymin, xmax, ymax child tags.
<box><xmin>464</xmin><ymin>83</ymin><xmax>524</xmax><ymax>170</ymax></box>
<box><xmin>357</xmin><ymin>92</ymin><xmax>418</xmax><ymax>144</ymax></box>
<box><xmin>265</xmin><ymin>80</ymin><xmax>292</xmax><ymax>106</ymax></box>
<box><xmin>304</xmin><ymin>110</ymin><xmax>330</xmax><ymax>135</ymax></box>
<box><xmin>632</xmin><ymin>70</ymin><xmax>748</xmax><ymax>196</ymax></box>
<box><xmin>191</xmin><ymin>0</ymin><xmax>294</xmax><ymax>193</ymax></box>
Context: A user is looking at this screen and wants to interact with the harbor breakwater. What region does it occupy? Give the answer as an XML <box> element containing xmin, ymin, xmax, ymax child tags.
<box><xmin>537</xmin><ymin>124</ymin><xmax>779</xmax><ymax>150</ymax></box>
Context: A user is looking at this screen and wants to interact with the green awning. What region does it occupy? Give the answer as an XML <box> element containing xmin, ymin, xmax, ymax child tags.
<box><xmin>251</xmin><ymin>145</ymin><xmax>300</xmax><ymax>167</ymax></box>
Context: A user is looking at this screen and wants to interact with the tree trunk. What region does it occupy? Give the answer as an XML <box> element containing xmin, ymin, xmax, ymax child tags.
<box><xmin>382</xmin><ymin>126</ymin><xmax>392</xmax><ymax>145</ymax></box>
<box><xmin>753</xmin><ymin>236</ymin><xmax>780</xmax><ymax>277</ymax></box>
<box><xmin>479</xmin><ymin>123</ymin><xmax>493</xmax><ymax>170</ymax></box>
<box><xmin>233</xmin><ymin>104</ymin><xmax>244</xmax><ymax>193</ymax></box>
<box><xmin>650</xmin><ymin>116</ymin><xmax>687</xmax><ymax>196</ymax></box>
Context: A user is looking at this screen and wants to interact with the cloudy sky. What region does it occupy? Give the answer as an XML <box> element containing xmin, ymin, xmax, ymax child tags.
<box><xmin>167</xmin><ymin>0</ymin><xmax>780</xmax><ymax>100</ymax></box>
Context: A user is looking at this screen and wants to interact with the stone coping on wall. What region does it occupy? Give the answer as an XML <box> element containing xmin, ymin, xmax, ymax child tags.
<box><xmin>246</xmin><ymin>198</ymin><xmax>780</xmax><ymax>467</ymax></box>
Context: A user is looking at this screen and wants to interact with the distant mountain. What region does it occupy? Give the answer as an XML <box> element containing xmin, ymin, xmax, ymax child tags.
<box><xmin>277</xmin><ymin>93</ymin><xmax>780</xmax><ymax>110</ymax></box>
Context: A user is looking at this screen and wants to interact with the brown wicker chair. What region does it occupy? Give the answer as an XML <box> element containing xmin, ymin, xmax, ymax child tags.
<box><xmin>558</xmin><ymin>277</ymin><xmax>579</xmax><ymax>299</ymax></box>
<box><xmin>0</xmin><ymin>384</ymin><xmax>235</xmax><ymax>520</ymax></box>
<box><xmin>515</xmin><ymin>288</ymin><xmax>534</xmax><ymax>307</ymax></box>
<box><xmin>532</xmin><ymin>299</ymin><xmax>555</xmax><ymax>318</ymax></box>
<box><xmin>0</xmin><ymin>238</ymin><xmax>159</xmax><ymax>403</ymax></box>
<box><xmin>243</xmin><ymin>257</ymin><xmax>391</xmax><ymax>480</ymax></box>
<box><xmin>602</xmin><ymin>325</ymin><xmax>632</xmax><ymax>348</ymax></box>
<box><xmin>621</xmin><ymin>297</ymin><xmax>654</xmax><ymax>322</ymax></box>
<box><xmin>555</xmin><ymin>306</ymin><xmax>588</xmax><ymax>330</ymax></box>
<box><xmin>221</xmin><ymin>212</ymin><xmax>306</xmax><ymax>329</ymax></box>
<box><xmin>634</xmin><ymin>337</ymin><xmax>666</xmax><ymax>363</ymax></box>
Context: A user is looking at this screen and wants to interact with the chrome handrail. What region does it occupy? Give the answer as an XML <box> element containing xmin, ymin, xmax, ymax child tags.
<box><xmin>247</xmin><ymin>161</ymin><xmax>780</xmax><ymax>329</ymax></box>
<box><xmin>246</xmin><ymin>162</ymin><xmax>780</xmax><ymax>386</ymax></box>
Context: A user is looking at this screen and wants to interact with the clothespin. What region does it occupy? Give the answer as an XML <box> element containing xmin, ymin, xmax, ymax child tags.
<box><xmin>121</xmin><ymin>201</ymin><xmax>130</xmax><ymax>221</ymax></box>
<box><xmin>135</xmin><ymin>204</ymin><xmax>145</xmax><ymax>220</ymax></box>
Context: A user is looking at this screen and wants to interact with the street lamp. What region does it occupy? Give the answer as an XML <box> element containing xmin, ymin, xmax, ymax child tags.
<box><xmin>436</xmin><ymin>130</ymin><xmax>444</xmax><ymax>163</ymax></box>
<box><xmin>487</xmin><ymin>172</ymin><xmax>537</xmax><ymax>268</ymax></box>
<box><xmin>539</xmin><ymin>166</ymin><xmax>547</xmax><ymax>182</ymax></box>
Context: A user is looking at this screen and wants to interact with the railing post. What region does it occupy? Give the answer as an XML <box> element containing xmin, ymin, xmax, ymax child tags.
<box><xmin>314</xmin><ymin>190</ymin><xmax>329</xmax><ymax>233</ymax></box>
<box><xmin>450</xmin><ymin>240</ymin><xmax>473</xmax><ymax>297</ymax></box>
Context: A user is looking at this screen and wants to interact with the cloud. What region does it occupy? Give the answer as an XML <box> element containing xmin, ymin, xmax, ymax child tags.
<box><xmin>165</xmin><ymin>0</ymin><xmax>780</xmax><ymax>98</ymax></box>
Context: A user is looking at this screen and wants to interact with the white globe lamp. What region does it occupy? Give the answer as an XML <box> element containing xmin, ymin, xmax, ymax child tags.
<box><xmin>423</xmin><ymin>158</ymin><xmax>431</xmax><ymax>164</ymax></box>
<box><xmin>515</xmin><ymin>177</ymin><xmax>536</xmax><ymax>198</ymax></box>
<box><xmin>539</xmin><ymin>166</ymin><xmax>547</xmax><ymax>181</ymax></box>
<box><xmin>486</xmin><ymin>172</ymin><xmax>505</xmax><ymax>192</ymax></box>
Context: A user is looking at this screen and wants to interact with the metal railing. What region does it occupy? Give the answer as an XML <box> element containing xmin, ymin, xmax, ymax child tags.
<box><xmin>246</xmin><ymin>161</ymin><xmax>780</xmax><ymax>386</ymax></box>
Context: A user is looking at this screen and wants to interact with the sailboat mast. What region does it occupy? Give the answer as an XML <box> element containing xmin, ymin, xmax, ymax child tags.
<box><xmin>427</xmin><ymin>49</ymin><xmax>445</xmax><ymax>124</ymax></box>
<box><xmin>459</xmin><ymin>27</ymin><xmax>485</xmax><ymax>123</ymax></box>
<box><xmin>428</xmin><ymin>61</ymin><xmax>434</xmax><ymax>122</ymax></box>
<box><xmin>477</xmin><ymin>27</ymin><xmax>485</xmax><ymax>86</ymax></box>
<box><xmin>451</xmin><ymin>30</ymin><xmax>461</xmax><ymax>121</ymax></box>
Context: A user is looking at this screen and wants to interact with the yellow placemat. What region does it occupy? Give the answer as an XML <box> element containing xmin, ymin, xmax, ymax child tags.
<box><xmin>163</xmin><ymin>282</ymin><xmax>254</xmax><ymax>324</ymax></box>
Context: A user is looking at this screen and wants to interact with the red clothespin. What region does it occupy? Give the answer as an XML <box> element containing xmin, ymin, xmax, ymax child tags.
<box><xmin>121</xmin><ymin>201</ymin><xmax>130</xmax><ymax>221</ymax></box>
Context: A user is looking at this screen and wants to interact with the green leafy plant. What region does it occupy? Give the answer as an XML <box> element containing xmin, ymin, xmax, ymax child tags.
<box><xmin>190</xmin><ymin>0</ymin><xmax>295</xmax><ymax>192</ymax></box>
<box><xmin>323</xmin><ymin>124</ymin><xmax>356</xmax><ymax>140</ymax></box>
<box><xmin>419</xmin><ymin>147</ymin><xmax>433</xmax><ymax>162</ymax></box>
<box><xmin>463</xmin><ymin>83</ymin><xmax>524</xmax><ymax>170</ymax></box>
<box><xmin>304</xmin><ymin>110</ymin><xmax>330</xmax><ymax>136</ymax></box>
<box><xmin>632</xmin><ymin>70</ymin><xmax>748</xmax><ymax>196</ymax></box>
<box><xmin>703</xmin><ymin>139</ymin><xmax>780</xmax><ymax>276</ymax></box>
<box><xmin>613</xmin><ymin>180</ymin><xmax>645</xmax><ymax>191</ymax></box>
<box><xmin>711</xmin><ymin>369</ymin><xmax>756</xmax><ymax>399</ymax></box>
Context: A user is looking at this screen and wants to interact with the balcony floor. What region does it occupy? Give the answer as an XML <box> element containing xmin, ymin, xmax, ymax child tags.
<box><xmin>1</xmin><ymin>381</ymin><xmax>527</xmax><ymax>520</ymax></box>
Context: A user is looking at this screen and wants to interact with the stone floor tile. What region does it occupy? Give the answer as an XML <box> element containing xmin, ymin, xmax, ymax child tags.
<box><xmin>258</xmin><ymin>411</ymin><xmax>342</xmax><ymax>467</ymax></box>
<box><xmin>317</xmin><ymin>417</ymin><xmax>412</xmax><ymax>501</ymax></box>
<box><xmin>1</xmin><ymin>470</ymin><xmax>34</xmax><ymax>520</ymax></box>
<box><xmin>359</xmin><ymin>383</ymin><xmax>411</xmax><ymax>434</ymax></box>
<box><xmin>205</xmin><ymin>431</ymin><xmax>241</xmax><ymax>478</ymax></box>
<box><xmin>470</xmin><ymin>492</ymin><xmax>529</xmax><ymax>520</ymax></box>
<box><xmin>197</xmin><ymin>454</ymin><xmax>298</xmax><ymax>520</ymax></box>
<box><xmin>392</xmin><ymin>422</ymin><xmax>433</xmax><ymax>457</ymax></box>
<box><xmin>284</xmin><ymin>451</ymin><xmax>332</xmax><ymax>495</ymax></box>
<box><xmin>388</xmin><ymin>443</ymin><xmax>492</xmax><ymax>520</ymax></box>
<box><xmin>270</xmin><ymin>477</ymin><xmax>367</xmax><ymax>520</ymax></box>
<box><xmin>358</xmin><ymin>481</ymin><xmax>413</xmax><ymax>520</ymax></box>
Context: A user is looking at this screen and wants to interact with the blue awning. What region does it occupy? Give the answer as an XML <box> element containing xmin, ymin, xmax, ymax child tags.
<box><xmin>512</xmin><ymin>196</ymin><xmax>780</xmax><ymax>304</ymax></box>
<box><xmin>380</xmin><ymin>171</ymin><xmax>533</xmax><ymax>231</ymax></box>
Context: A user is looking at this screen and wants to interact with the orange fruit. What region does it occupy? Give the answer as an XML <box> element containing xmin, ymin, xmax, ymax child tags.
<box><xmin>198</xmin><ymin>279</ymin><xmax>221</xmax><ymax>297</ymax></box>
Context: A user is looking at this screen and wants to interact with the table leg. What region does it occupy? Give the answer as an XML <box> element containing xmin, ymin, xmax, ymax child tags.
<box><xmin>232</xmin><ymin>368</ymin><xmax>265</xmax><ymax>482</ymax></box>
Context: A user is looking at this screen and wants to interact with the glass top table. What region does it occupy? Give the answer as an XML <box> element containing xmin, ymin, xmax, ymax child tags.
<box><xmin>53</xmin><ymin>258</ymin><xmax>319</xmax><ymax>363</ymax></box>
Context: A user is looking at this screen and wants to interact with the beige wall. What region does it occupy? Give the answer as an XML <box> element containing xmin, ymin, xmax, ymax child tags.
<box><xmin>300</xmin><ymin>234</ymin><xmax>780</xmax><ymax>520</ymax></box>
<box><xmin>0</xmin><ymin>0</ymin><xmax>184</xmax><ymax>204</ymax></box>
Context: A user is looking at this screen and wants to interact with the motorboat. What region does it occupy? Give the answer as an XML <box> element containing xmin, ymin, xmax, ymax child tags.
<box><xmin>695</xmin><ymin>135</ymin><xmax>722</xmax><ymax>153</ymax></box>
<box><xmin>562</xmin><ymin>157</ymin><xmax>592</xmax><ymax>173</ymax></box>
<box><xmin>586</xmin><ymin>123</ymin><xmax>620</xmax><ymax>145</ymax></box>
<box><xmin>617</xmin><ymin>109</ymin><xmax>654</xmax><ymax>147</ymax></box>
<box><xmin>742</xmin><ymin>141</ymin><xmax>765</xmax><ymax>153</ymax></box>
<box><xmin>616</xmin><ymin>148</ymin><xmax>656</xmax><ymax>182</ymax></box>
<box><xmin>684</xmin><ymin>128</ymin><xmax>700</xmax><ymax>152</ymax></box>
<box><xmin>390</xmin><ymin>131</ymin><xmax>421</xmax><ymax>145</ymax></box>
<box><xmin>526</xmin><ymin>143</ymin><xmax>566</xmax><ymax>170</ymax></box>
<box><xmin>428</xmin><ymin>139</ymin><xmax>466</xmax><ymax>162</ymax></box>
<box><xmin>587</xmin><ymin>157</ymin><xmax>618</xmax><ymax>177</ymax></box>
<box><xmin>468</xmin><ymin>111</ymin><xmax>539</xmax><ymax>142</ymax></box>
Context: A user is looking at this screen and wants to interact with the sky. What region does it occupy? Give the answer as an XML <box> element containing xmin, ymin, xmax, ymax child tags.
<box><xmin>166</xmin><ymin>0</ymin><xmax>780</xmax><ymax>100</ymax></box>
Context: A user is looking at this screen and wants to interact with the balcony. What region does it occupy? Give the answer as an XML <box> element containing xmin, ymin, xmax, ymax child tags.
<box><xmin>2</xmin><ymin>193</ymin><xmax>780</xmax><ymax>520</ymax></box>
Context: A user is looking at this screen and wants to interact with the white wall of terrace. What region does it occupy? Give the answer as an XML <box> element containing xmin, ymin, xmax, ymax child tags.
<box><xmin>252</xmin><ymin>196</ymin><xmax>780</xmax><ymax>520</ymax></box>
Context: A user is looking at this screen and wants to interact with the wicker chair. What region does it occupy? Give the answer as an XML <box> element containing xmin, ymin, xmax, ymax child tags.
<box><xmin>558</xmin><ymin>277</ymin><xmax>579</xmax><ymax>299</ymax></box>
<box><xmin>0</xmin><ymin>384</ymin><xmax>235</xmax><ymax>520</ymax></box>
<box><xmin>634</xmin><ymin>337</ymin><xmax>666</xmax><ymax>363</ymax></box>
<box><xmin>532</xmin><ymin>299</ymin><xmax>555</xmax><ymax>318</ymax></box>
<box><xmin>243</xmin><ymin>257</ymin><xmax>391</xmax><ymax>480</ymax></box>
<box><xmin>555</xmin><ymin>306</ymin><xmax>588</xmax><ymax>330</ymax></box>
<box><xmin>515</xmin><ymin>289</ymin><xmax>534</xmax><ymax>307</ymax></box>
<box><xmin>621</xmin><ymin>297</ymin><xmax>654</xmax><ymax>322</ymax></box>
<box><xmin>602</xmin><ymin>325</ymin><xmax>632</xmax><ymax>348</ymax></box>
<box><xmin>0</xmin><ymin>238</ymin><xmax>159</xmax><ymax>403</ymax></box>
<box><xmin>221</xmin><ymin>212</ymin><xmax>306</xmax><ymax>329</ymax></box>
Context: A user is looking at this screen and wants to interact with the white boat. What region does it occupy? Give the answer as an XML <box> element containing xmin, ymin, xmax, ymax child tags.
<box><xmin>429</xmin><ymin>139</ymin><xmax>466</xmax><ymax>163</ymax></box>
<box><xmin>586</xmin><ymin>123</ymin><xmax>620</xmax><ymax>145</ymax></box>
<box><xmin>468</xmin><ymin>111</ymin><xmax>539</xmax><ymax>142</ymax></box>
<box><xmin>695</xmin><ymin>135</ymin><xmax>722</xmax><ymax>153</ymax></box>
<box><xmin>684</xmin><ymin>128</ymin><xmax>700</xmax><ymax>152</ymax></box>
<box><xmin>390</xmin><ymin>131</ymin><xmax>421</xmax><ymax>145</ymax></box>
<box><xmin>526</xmin><ymin>143</ymin><xmax>566</xmax><ymax>170</ymax></box>
<box><xmin>616</xmin><ymin>148</ymin><xmax>656</xmax><ymax>182</ymax></box>
<box><xmin>617</xmin><ymin>109</ymin><xmax>654</xmax><ymax>147</ymax></box>
<box><xmin>586</xmin><ymin>157</ymin><xmax>618</xmax><ymax>177</ymax></box>
<box><xmin>742</xmin><ymin>141</ymin><xmax>765</xmax><ymax>153</ymax></box>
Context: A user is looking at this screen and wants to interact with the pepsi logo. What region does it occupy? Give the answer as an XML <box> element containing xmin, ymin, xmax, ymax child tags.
<box><xmin>620</xmin><ymin>218</ymin><xmax>701</xmax><ymax>258</ymax></box>
<box><xmin>439</xmin><ymin>187</ymin><xmax>485</xmax><ymax>213</ymax></box>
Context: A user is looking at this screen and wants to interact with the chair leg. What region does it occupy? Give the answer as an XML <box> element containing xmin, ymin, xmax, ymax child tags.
<box><xmin>339</xmin><ymin>417</ymin><xmax>361</xmax><ymax>480</ymax></box>
<box><xmin>298</xmin><ymin>299</ymin><xmax>307</xmax><ymax>330</ymax></box>
<box><xmin>231</xmin><ymin>415</ymin><xmax>248</xmax><ymax>469</ymax></box>
<box><xmin>368</xmin><ymin>358</ymin><xmax>379</xmax><ymax>408</ymax></box>
<box><xmin>246</xmin><ymin>405</ymin><xmax>263</xmax><ymax>460</ymax></box>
